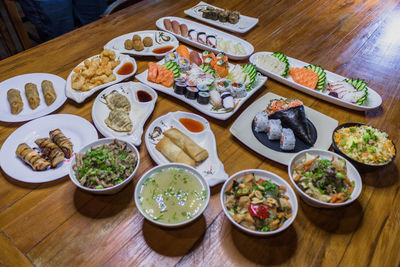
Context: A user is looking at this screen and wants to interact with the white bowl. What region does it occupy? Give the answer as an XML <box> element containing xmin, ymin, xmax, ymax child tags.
<box><xmin>288</xmin><ymin>149</ymin><xmax>362</xmax><ymax>208</ymax></box>
<box><xmin>220</xmin><ymin>169</ymin><xmax>298</xmax><ymax>236</ymax></box>
<box><xmin>134</xmin><ymin>163</ymin><xmax>210</xmax><ymax>228</ymax></box>
<box><xmin>69</xmin><ymin>138</ymin><xmax>140</xmax><ymax>195</ymax></box>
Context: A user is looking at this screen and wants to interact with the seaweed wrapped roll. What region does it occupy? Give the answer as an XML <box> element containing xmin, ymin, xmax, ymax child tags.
<box><xmin>266</xmin><ymin>119</ymin><xmax>282</xmax><ymax>140</ymax></box>
<box><xmin>231</xmin><ymin>82</ymin><xmax>246</xmax><ymax>98</ymax></box>
<box><xmin>253</xmin><ymin>112</ymin><xmax>269</xmax><ymax>132</ymax></box>
<box><xmin>280</xmin><ymin>128</ymin><xmax>296</xmax><ymax>151</ymax></box>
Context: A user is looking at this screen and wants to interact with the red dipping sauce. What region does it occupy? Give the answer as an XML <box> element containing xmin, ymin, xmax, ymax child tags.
<box><xmin>179</xmin><ymin>118</ymin><xmax>204</xmax><ymax>133</ymax></box>
<box><xmin>117</xmin><ymin>62</ymin><xmax>134</xmax><ymax>75</ymax></box>
<box><xmin>137</xmin><ymin>90</ymin><xmax>152</xmax><ymax>102</ymax></box>
<box><xmin>152</xmin><ymin>46</ymin><xmax>174</xmax><ymax>54</ymax></box>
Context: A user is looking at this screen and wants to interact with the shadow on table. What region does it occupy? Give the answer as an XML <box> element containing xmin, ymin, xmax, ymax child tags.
<box><xmin>230</xmin><ymin>223</ymin><xmax>298</xmax><ymax>265</ymax></box>
<box><xmin>362</xmin><ymin>163</ymin><xmax>398</xmax><ymax>188</ymax></box>
<box><xmin>142</xmin><ymin>215</ymin><xmax>206</xmax><ymax>257</ymax></box>
<box><xmin>300</xmin><ymin>198</ymin><xmax>363</xmax><ymax>234</ymax></box>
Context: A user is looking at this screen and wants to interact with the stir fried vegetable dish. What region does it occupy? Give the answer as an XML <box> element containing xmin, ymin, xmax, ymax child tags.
<box><xmin>224</xmin><ymin>173</ymin><xmax>292</xmax><ymax>232</ymax></box>
<box><xmin>73</xmin><ymin>139</ymin><xmax>137</xmax><ymax>189</ymax></box>
<box><xmin>293</xmin><ymin>153</ymin><xmax>354</xmax><ymax>203</ymax></box>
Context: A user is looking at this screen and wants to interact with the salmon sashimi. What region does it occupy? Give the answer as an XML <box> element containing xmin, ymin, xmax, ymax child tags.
<box><xmin>289</xmin><ymin>67</ymin><xmax>318</xmax><ymax>89</ymax></box>
<box><xmin>147</xmin><ymin>62</ymin><xmax>158</xmax><ymax>83</ymax></box>
<box><xmin>161</xmin><ymin>71</ymin><xmax>174</xmax><ymax>87</ymax></box>
<box><xmin>176</xmin><ymin>45</ymin><xmax>190</xmax><ymax>59</ymax></box>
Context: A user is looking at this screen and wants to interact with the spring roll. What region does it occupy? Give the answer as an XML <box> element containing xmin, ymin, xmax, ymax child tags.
<box><xmin>35</xmin><ymin>138</ymin><xmax>65</xmax><ymax>167</ymax></box>
<box><xmin>16</xmin><ymin>143</ymin><xmax>50</xmax><ymax>171</ymax></box>
<box><xmin>7</xmin><ymin>89</ymin><xmax>23</xmax><ymax>114</ymax></box>
<box><xmin>25</xmin><ymin>83</ymin><xmax>40</xmax><ymax>109</ymax></box>
<box><xmin>163</xmin><ymin>128</ymin><xmax>208</xmax><ymax>162</ymax></box>
<box><xmin>155</xmin><ymin>137</ymin><xmax>195</xmax><ymax>167</ymax></box>
<box><xmin>49</xmin><ymin>128</ymin><xmax>73</xmax><ymax>158</ymax></box>
<box><xmin>41</xmin><ymin>80</ymin><xmax>57</xmax><ymax>106</ymax></box>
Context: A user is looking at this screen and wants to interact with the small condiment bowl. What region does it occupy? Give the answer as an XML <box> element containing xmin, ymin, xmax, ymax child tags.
<box><xmin>220</xmin><ymin>169</ymin><xmax>298</xmax><ymax>236</ymax></box>
<box><xmin>69</xmin><ymin>138</ymin><xmax>140</xmax><ymax>195</ymax></box>
<box><xmin>134</xmin><ymin>163</ymin><xmax>210</xmax><ymax>228</ymax></box>
<box><xmin>332</xmin><ymin>122</ymin><xmax>397</xmax><ymax>172</ymax></box>
<box><xmin>288</xmin><ymin>149</ymin><xmax>362</xmax><ymax>208</ymax></box>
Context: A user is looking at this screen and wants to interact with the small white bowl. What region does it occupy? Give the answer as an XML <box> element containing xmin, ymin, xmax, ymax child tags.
<box><xmin>288</xmin><ymin>149</ymin><xmax>362</xmax><ymax>208</ymax></box>
<box><xmin>220</xmin><ymin>169</ymin><xmax>298</xmax><ymax>236</ymax></box>
<box><xmin>69</xmin><ymin>138</ymin><xmax>140</xmax><ymax>195</ymax></box>
<box><xmin>134</xmin><ymin>163</ymin><xmax>210</xmax><ymax>228</ymax></box>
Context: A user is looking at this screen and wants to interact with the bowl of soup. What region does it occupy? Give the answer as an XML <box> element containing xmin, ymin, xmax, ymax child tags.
<box><xmin>134</xmin><ymin>163</ymin><xmax>210</xmax><ymax>227</ymax></box>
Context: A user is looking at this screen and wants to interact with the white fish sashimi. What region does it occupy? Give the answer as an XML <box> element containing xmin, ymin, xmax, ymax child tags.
<box><xmin>256</xmin><ymin>54</ymin><xmax>286</xmax><ymax>76</ymax></box>
<box><xmin>327</xmin><ymin>81</ymin><xmax>365</xmax><ymax>103</ymax></box>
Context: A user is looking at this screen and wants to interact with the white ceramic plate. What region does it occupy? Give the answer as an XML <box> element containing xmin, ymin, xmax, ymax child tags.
<box><xmin>91</xmin><ymin>82</ymin><xmax>157</xmax><ymax>146</ymax></box>
<box><xmin>155</xmin><ymin>16</ymin><xmax>254</xmax><ymax>60</ymax></box>
<box><xmin>136</xmin><ymin>57</ymin><xmax>267</xmax><ymax>121</ymax></box>
<box><xmin>104</xmin><ymin>30</ymin><xmax>179</xmax><ymax>57</ymax></box>
<box><xmin>184</xmin><ymin>1</ymin><xmax>258</xmax><ymax>34</ymax></box>
<box><xmin>0</xmin><ymin>114</ymin><xmax>98</xmax><ymax>183</ymax></box>
<box><xmin>0</xmin><ymin>73</ymin><xmax>67</xmax><ymax>122</ymax></box>
<box><xmin>144</xmin><ymin>111</ymin><xmax>228</xmax><ymax>186</ymax></box>
<box><xmin>230</xmin><ymin>92</ymin><xmax>338</xmax><ymax>166</ymax></box>
<box><xmin>250</xmin><ymin>52</ymin><xmax>382</xmax><ymax>111</ymax></box>
<box><xmin>65</xmin><ymin>52</ymin><xmax>137</xmax><ymax>103</ymax></box>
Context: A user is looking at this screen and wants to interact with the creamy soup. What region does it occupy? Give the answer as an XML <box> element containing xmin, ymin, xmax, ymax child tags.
<box><xmin>138</xmin><ymin>167</ymin><xmax>207</xmax><ymax>223</ymax></box>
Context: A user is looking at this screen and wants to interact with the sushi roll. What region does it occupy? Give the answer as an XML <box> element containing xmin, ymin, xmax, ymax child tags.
<box><xmin>165</xmin><ymin>52</ymin><xmax>178</xmax><ymax>62</ymax></box>
<box><xmin>197</xmin><ymin>92</ymin><xmax>210</xmax><ymax>105</ymax></box>
<box><xmin>280</xmin><ymin>128</ymin><xmax>296</xmax><ymax>151</ymax></box>
<box><xmin>177</xmin><ymin>57</ymin><xmax>190</xmax><ymax>71</ymax></box>
<box><xmin>197</xmin><ymin>84</ymin><xmax>210</xmax><ymax>93</ymax></box>
<box><xmin>219</xmin><ymin>10</ymin><xmax>229</xmax><ymax>23</ymax></box>
<box><xmin>174</xmin><ymin>77</ymin><xmax>186</xmax><ymax>84</ymax></box>
<box><xmin>253</xmin><ymin>112</ymin><xmax>269</xmax><ymax>133</ymax></box>
<box><xmin>216</xmin><ymin>79</ymin><xmax>231</xmax><ymax>93</ymax></box>
<box><xmin>185</xmin><ymin>86</ymin><xmax>198</xmax><ymax>99</ymax></box>
<box><xmin>231</xmin><ymin>82</ymin><xmax>247</xmax><ymax>98</ymax></box>
<box><xmin>209</xmin><ymin>89</ymin><xmax>222</xmax><ymax>109</ymax></box>
<box><xmin>266</xmin><ymin>119</ymin><xmax>282</xmax><ymax>140</ymax></box>
<box><xmin>174</xmin><ymin>82</ymin><xmax>186</xmax><ymax>95</ymax></box>
<box><xmin>221</xmin><ymin>92</ymin><xmax>234</xmax><ymax>111</ymax></box>
<box><xmin>228</xmin><ymin>11</ymin><xmax>240</xmax><ymax>24</ymax></box>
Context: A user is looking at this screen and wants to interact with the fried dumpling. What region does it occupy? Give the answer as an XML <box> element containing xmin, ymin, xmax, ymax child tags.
<box><xmin>105</xmin><ymin>93</ymin><xmax>131</xmax><ymax>113</ymax></box>
<box><xmin>104</xmin><ymin>109</ymin><xmax>132</xmax><ymax>132</ymax></box>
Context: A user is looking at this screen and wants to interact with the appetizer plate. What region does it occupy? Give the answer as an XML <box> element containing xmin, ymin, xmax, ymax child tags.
<box><xmin>0</xmin><ymin>73</ymin><xmax>67</xmax><ymax>123</ymax></box>
<box><xmin>184</xmin><ymin>1</ymin><xmax>258</xmax><ymax>34</ymax></box>
<box><xmin>288</xmin><ymin>149</ymin><xmax>362</xmax><ymax>208</ymax></box>
<box><xmin>0</xmin><ymin>114</ymin><xmax>98</xmax><ymax>183</ymax></box>
<box><xmin>65</xmin><ymin>52</ymin><xmax>137</xmax><ymax>103</ymax></box>
<box><xmin>91</xmin><ymin>82</ymin><xmax>157</xmax><ymax>146</ymax></box>
<box><xmin>230</xmin><ymin>92</ymin><xmax>338</xmax><ymax>165</ymax></box>
<box><xmin>156</xmin><ymin>16</ymin><xmax>254</xmax><ymax>60</ymax></box>
<box><xmin>104</xmin><ymin>30</ymin><xmax>179</xmax><ymax>57</ymax></box>
<box><xmin>221</xmin><ymin>169</ymin><xmax>298</xmax><ymax>236</ymax></box>
<box><xmin>250</xmin><ymin>52</ymin><xmax>382</xmax><ymax>111</ymax></box>
<box><xmin>136</xmin><ymin>60</ymin><xmax>267</xmax><ymax>121</ymax></box>
<box><xmin>144</xmin><ymin>111</ymin><xmax>228</xmax><ymax>186</ymax></box>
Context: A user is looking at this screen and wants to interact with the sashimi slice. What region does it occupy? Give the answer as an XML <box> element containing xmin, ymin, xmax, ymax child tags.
<box><xmin>147</xmin><ymin>62</ymin><xmax>158</xmax><ymax>83</ymax></box>
<box><xmin>289</xmin><ymin>67</ymin><xmax>318</xmax><ymax>89</ymax></box>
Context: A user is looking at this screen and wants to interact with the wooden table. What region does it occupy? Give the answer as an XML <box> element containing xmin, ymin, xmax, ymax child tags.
<box><xmin>1</xmin><ymin>0</ymin><xmax>399</xmax><ymax>266</ymax></box>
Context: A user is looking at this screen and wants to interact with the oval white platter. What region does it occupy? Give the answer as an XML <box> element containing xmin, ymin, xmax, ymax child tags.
<box><xmin>92</xmin><ymin>81</ymin><xmax>158</xmax><ymax>146</ymax></box>
<box><xmin>144</xmin><ymin>111</ymin><xmax>228</xmax><ymax>187</ymax></box>
<box><xmin>0</xmin><ymin>114</ymin><xmax>98</xmax><ymax>183</ymax></box>
<box><xmin>0</xmin><ymin>73</ymin><xmax>67</xmax><ymax>123</ymax></box>
<box><xmin>184</xmin><ymin>1</ymin><xmax>258</xmax><ymax>34</ymax></box>
<box><xmin>65</xmin><ymin>52</ymin><xmax>137</xmax><ymax>103</ymax></box>
<box><xmin>249</xmin><ymin>52</ymin><xmax>382</xmax><ymax>111</ymax></box>
<box><xmin>104</xmin><ymin>30</ymin><xmax>179</xmax><ymax>57</ymax></box>
<box><xmin>155</xmin><ymin>16</ymin><xmax>254</xmax><ymax>60</ymax></box>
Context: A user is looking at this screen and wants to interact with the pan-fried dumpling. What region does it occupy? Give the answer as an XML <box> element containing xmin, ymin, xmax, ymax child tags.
<box><xmin>104</xmin><ymin>109</ymin><xmax>132</xmax><ymax>132</ymax></box>
<box><xmin>105</xmin><ymin>93</ymin><xmax>131</xmax><ymax>113</ymax></box>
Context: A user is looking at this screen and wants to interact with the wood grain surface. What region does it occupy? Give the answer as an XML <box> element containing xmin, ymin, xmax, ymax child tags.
<box><xmin>0</xmin><ymin>0</ymin><xmax>399</xmax><ymax>266</ymax></box>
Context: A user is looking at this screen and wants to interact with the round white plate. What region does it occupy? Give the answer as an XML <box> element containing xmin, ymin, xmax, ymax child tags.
<box><xmin>92</xmin><ymin>82</ymin><xmax>157</xmax><ymax>146</ymax></box>
<box><xmin>0</xmin><ymin>73</ymin><xmax>67</xmax><ymax>122</ymax></box>
<box><xmin>65</xmin><ymin>52</ymin><xmax>137</xmax><ymax>103</ymax></box>
<box><xmin>104</xmin><ymin>30</ymin><xmax>179</xmax><ymax>57</ymax></box>
<box><xmin>0</xmin><ymin>114</ymin><xmax>98</xmax><ymax>183</ymax></box>
<box><xmin>144</xmin><ymin>111</ymin><xmax>228</xmax><ymax>186</ymax></box>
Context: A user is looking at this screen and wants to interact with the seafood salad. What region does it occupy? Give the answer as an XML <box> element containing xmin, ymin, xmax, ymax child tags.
<box><xmin>293</xmin><ymin>153</ymin><xmax>354</xmax><ymax>203</ymax></box>
<box><xmin>224</xmin><ymin>173</ymin><xmax>292</xmax><ymax>232</ymax></box>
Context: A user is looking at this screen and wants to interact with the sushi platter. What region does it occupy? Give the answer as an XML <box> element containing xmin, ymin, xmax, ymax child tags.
<box><xmin>184</xmin><ymin>1</ymin><xmax>259</xmax><ymax>33</ymax></box>
<box><xmin>0</xmin><ymin>73</ymin><xmax>67</xmax><ymax>123</ymax></box>
<box><xmin>156</xmin><ymin>16</ymin><xmax>254</xmax><ymax>60</ymax></box>
<box><xmin>144</xmin><ymin>111</ymin><xmax>228</xmax><ymax>186</ymax></box>
<box><xmin>230</xmin><ymin>92</ymin><xmax>338</xmax><ymax>165</ymax></box>
<box><xmin>135</xmin><ymin>46</ymin><xmax>267</xmax><ymax>120</ymax></box>
<box><xmin>0</xmin><ymin>114</ymin><xmax>98</xmax><ymax>183</ymax></box>
<box><xmin>250</xmin><ymin>52</ymin><xmax>382</xmax><ymax>111</ymax></box>
<box><xmin>91</xmin><ymin>82</ymin><xmax>158</xmax><ymax>146</ymax></box>
<box><xmin>104</xmin><ymin>30</ymin><xmax>179</xmax><ymax>57</ymax></box>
